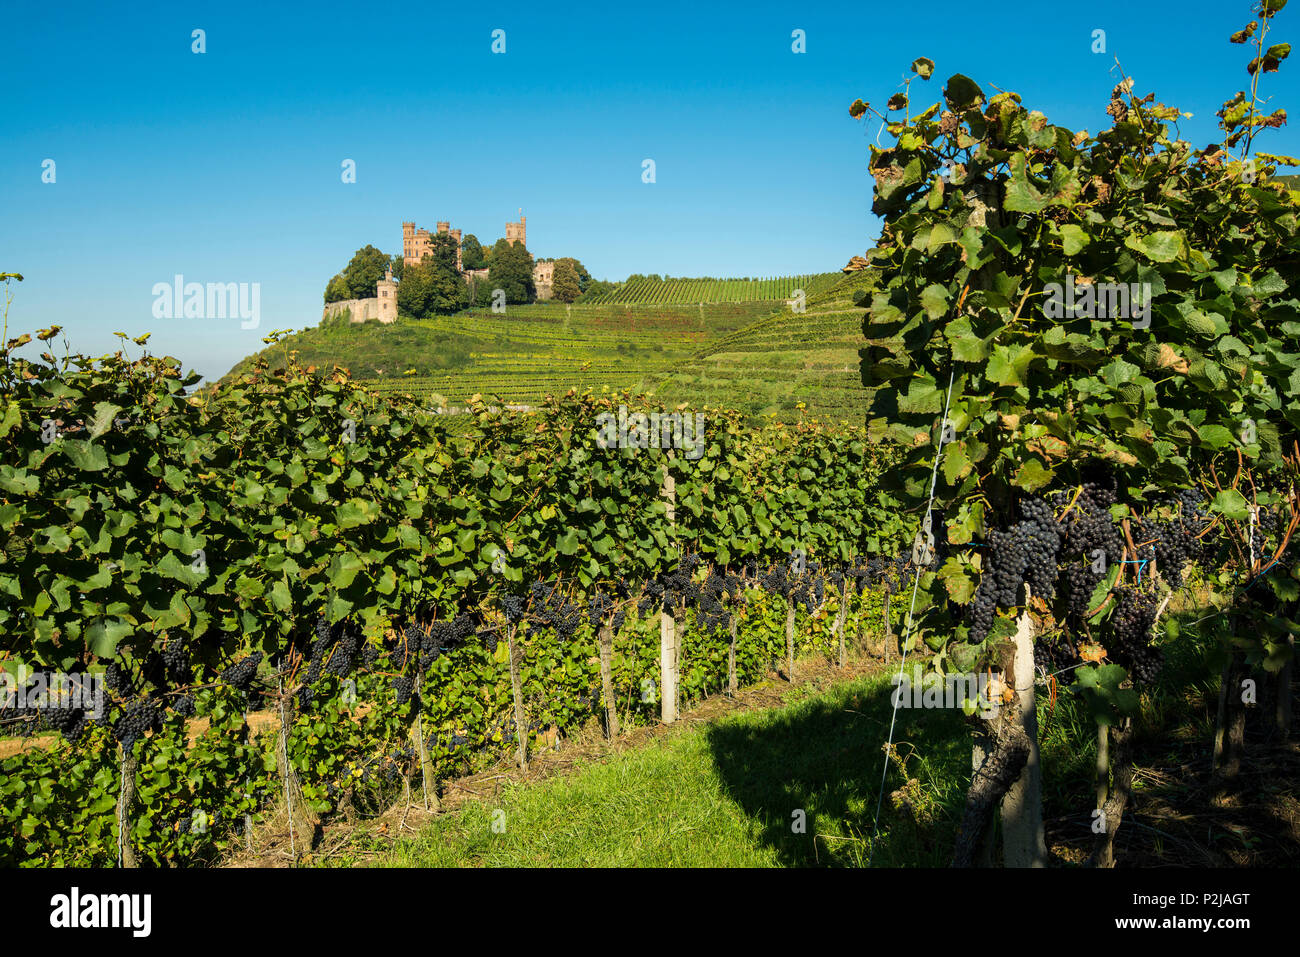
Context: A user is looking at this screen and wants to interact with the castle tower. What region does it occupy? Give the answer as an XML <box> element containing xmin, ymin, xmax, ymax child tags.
<box><xmin>436</xmin><ymin>221</ymin><xmax>450</xmax><ymax>234</ymax></box>
<box><xmin>505</xmin><ymin>208</ymin><xmax>526</xmax><ymax>247</ymax></box>
<box><xmin>402</xmin><ymin>221</ymin><xmax>416</xmax><ymax>266</ymax></box>
<box><xmin>376</xmin><ymin>265</ymin><xmax>397</xmax><ymax>324</ymax></box>
<box><xmin>450</xmin><ymin>228</ymin><xmax>463</xmax><ymax>271</ymax></box>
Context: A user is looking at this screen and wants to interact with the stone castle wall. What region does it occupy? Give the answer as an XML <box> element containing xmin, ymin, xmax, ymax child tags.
<box><xmin>323</xmin><ymin>275</ymin><xmax>397</xmax><ymax>325</ymax></box>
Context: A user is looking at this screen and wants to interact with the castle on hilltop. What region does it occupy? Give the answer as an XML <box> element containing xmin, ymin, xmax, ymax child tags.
<box><xmin>402</xmin><ymin>212</ymin><xmax>527</xmax><ymax>273</ymax></box>
<box><xmin>323</xmin><ymin>212</ymin><xmax>551</xmax><ymax>326</ymax></box>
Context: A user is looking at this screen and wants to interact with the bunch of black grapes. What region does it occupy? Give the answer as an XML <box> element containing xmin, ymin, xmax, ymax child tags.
<box><xmin>639</xmin><ymin>553</ymin><xmax>703</xmax><ymax>614</ymax></box>
<box><xmin>305</xmin><ymin>614</ymin><xmax>363</xmax><ymax>685</ymax></box>
<box><xmin>527</xmin><ymin>581</ymin><xmax>584</xmax><ymax>641</ymax></box>
<box><xmin>2</xmin><ymin>675</ymin><xmax>97</xmax><ymax>743</ymax></box>
<box><xmin>965</xmin><ymin>496</ymin><xmax>1061</xmax><ymax>644</ymax></box>
<box><xmin>220</xmin><ymin>651</ymin><xmax>263</xmax><ymax>692</ymax></box>
<box><xmin>587</xmin><ymin>580</ymin><xmax>629</xmax><ymax>634</ymax></box>
<box><xmin>1131</xmin><ymin>486</ymin><xmax>1207</xmax><ymax>589</ymax></box>
<box><xmin>789</xmin><ymin>566</ymin><xmax>825</xmax><ymax>614</ymax></box>
<box><xmin>112</xmin><ymin>697</ymin><xmax>162</xmax><ymax>750</ymax></box>
<box><xmin>1054</xmin><ymin>474</ymin><xmax>1124</xmax><ymax>627</ymax></box>
<box><xmin>694</xmin><ymin>566</ymin><xmax>744</xmax><ymax>636</ymax></box>
<box><xmin>502</xmin><ymin>593</ymin><xmax>527</xmax><ymax>625</ymax></box>
<box><xmin>1107</xmin><ymin>587</ymin><xmax>1163</xmax><ymax>685</ymax></box>
<box><xmin>757</xmin><ymin>560</ymin><xmax>793</xmax><ymax>598</ymax></box>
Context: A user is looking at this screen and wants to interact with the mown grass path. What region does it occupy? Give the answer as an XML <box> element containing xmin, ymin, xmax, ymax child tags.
<box><xmin>323</xmin><ymin>664</ymin><xmax>969</xmax><ymax>868</ymax></box>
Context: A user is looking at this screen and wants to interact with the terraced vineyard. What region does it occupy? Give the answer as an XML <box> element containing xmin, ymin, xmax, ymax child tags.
<box><xmin>227</xmin><ymin>279</ymin><xmax>871</xmax><ymax>420</ymax></box>
<box><xmin>582</xmin><ymin>273</ymin><xmax>841</xmax><ymax>305</ymax></box>
<box><xmin>654</xmin><ymin>270</ymin><xmax>876</xmax><ymax>421</ymax></box>
<box><xmin>347</xmin><ymin>300</ymin><xmax>799</xmax><ymax>409</ymax></box>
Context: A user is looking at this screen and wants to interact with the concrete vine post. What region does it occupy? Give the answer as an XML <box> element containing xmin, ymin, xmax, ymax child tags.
<box><xmin>1000</xmin><ymin>590</ymin><xmax>1048</xmax><ymax>868</ymax></box>
<box><xmin>660</xmin><ymin>462</ymin><xmax>678</xmax><ymax>724</ymax></box>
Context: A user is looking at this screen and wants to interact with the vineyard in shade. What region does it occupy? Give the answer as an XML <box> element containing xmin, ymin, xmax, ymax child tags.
<box><xmin>581</xmin><ymin>273</ymin><xmax>842</xmax><ymax>305</ymax></box>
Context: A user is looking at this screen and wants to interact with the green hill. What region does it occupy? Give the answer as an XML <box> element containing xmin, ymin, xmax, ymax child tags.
<box><xmin>654</xmin><ymin>269</ymin><xmax>874</xmax><ymax>421</ymax></box>
<box><xmin>226</xmin><ymin>272</ymin><xmax>872</xmax><ymax>421</ymax></box>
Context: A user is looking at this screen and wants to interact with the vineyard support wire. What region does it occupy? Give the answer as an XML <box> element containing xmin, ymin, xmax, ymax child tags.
<box><xmin>868</xmin><ymin>362</ymin><xmax>956</xmax><ymax>865</ymax></box>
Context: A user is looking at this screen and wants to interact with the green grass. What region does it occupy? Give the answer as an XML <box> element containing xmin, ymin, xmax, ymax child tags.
<box><xmin>348</xmin><ymin>672</ymin><xmax>970</xmax><ymax>868</ymax></box>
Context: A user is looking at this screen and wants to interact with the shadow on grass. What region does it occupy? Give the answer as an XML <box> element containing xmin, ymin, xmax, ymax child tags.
<box><xmin>704</xmin><ymin>676</ymin><xmax>971</xmax><ymax>867</ymax></box>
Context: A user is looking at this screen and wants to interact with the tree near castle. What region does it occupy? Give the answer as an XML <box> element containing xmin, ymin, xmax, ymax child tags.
<box><xmin>427</xmin><ymin>260</ymin><xmax>470</xmax><ymax>314</ymax></box>
<box><xmin>398</xmin><ymin>250</ymin><xmax>469</xmax><ymax>319</ymax></box>
<box><xmin>397</xmin><ymin>262</ymin><xmax>434</xmax><ymax>317</ymax></box>
<box><xmin>429</xmin><ymin>232</ymin><xmax>460</xmax><ymax>274</ymax></box>
<box><xmin>556</xmin><ymin>257</ymin><xmax>591</xmax><ymax>293</ymax></box>
<box><xmin>551</xmin><ymin>258</ymin><xmax>581</xmax><ymax>303</ymax></box>
<box><xmin>460</xmin><ymin>234</ymin><xmax>486</xmax><ymax>270</ymax></box>
<box><xmin>340</xmin><ymin>244</ymin><xmax>391</xmax><ymax>300</ymax></box>
<box><xmin>323</xmin><ymin>273</ymin><xmax>350</xmax><ymax>304</ymax></box>
<box><xmin>489</xmin><ymin>237</ymin><xmax>535</xmax><ymax>303</ymax></box>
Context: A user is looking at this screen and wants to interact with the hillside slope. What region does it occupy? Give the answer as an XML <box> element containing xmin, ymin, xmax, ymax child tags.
<box><xmin>223</xmin><ymin>272</ymin><xmax>874</xmax><ymax>421</ymax></box>
<box><xmin>653</xmin><ymin>269</ymin><xmax>875</xmax><ymax>421</ymax></box>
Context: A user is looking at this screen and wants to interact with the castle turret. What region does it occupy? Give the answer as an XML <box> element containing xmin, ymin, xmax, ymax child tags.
<box><xmin>505</xmin><ymin>209</ymin><xmax>526</xmax><ymax>247</ymax></box>
<box><xmin>450</xmin><ymin>229</ymin><xmax>463</xmax><ymax>271</ymax></box>
<box><xmin>402</xmin><ymin>222</ymin><xmax>416</xmax><ymax>265</ymax></box>
<box><xmin>376</xmin><ymin>265</ymin><xmax>397</xmax><ymax>324</ymax></box>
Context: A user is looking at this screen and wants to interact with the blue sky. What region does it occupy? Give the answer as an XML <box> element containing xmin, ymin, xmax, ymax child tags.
<box><xmin>1</xmin><ymin>0</ymin><xmax>1295</xmax><ymax>381</ymax></box>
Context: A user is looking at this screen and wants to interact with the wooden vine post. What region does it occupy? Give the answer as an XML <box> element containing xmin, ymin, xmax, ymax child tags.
<box><xmin>414</xmin><ymin>711</ymin><xmax>439</xmax><ymax>812</ymax></box>
<box><xmin>276</xmin><ymin>683</ymin><xmax>319</xmax><ymax>865</ymax></box>
<box><xmin>115</xmin><ymin>744</ymin><xmax>138</xmax><ymax>868</ymax></box>
<box><xmin>660</xmin><ymin>462</ymin><xmax>678</xmax><ymax>724</ymax></box>
<box><xmin>1095</xmin><ymin>723</ymin><xmax>1110</xmax><ymax>811</ymax></box>
<box><xmin>1088</xmin><ymin>716</ymin><xmax>1134</xmax><ymax>868</ymax></box>
<box><xmin>1213</xmin><ymin>613</ymin><xmax>1248</xmax><ymax>779</ymax></box>
<box><xmin>784</xmin><ymin>601</ymin><xmax>796</xmax><ymax>681</ymax></box>
<box><xmin>597</xmin><ymin>618</ymin><xmax>620</xmax><ymax>739</ymax></box>
<box><xmin>883</xmin><ymin>583</ymin><xmax>893</xmax><ymax>663</ymax></box>
<box><xmin>1090</xmin><ymin>592</ymin><xmax>1171</xmax><ymax>867</ymax></box>
<box><xmin>834</xmin><ymin>577</ymin><xmax>851</xmax><ymax>668</ymax></box>
<box><xmin>506</xmin><ymin>621</ymin><xmax>528</xmax><ymax>770</ymax></box>
<box><xmin>1277</xmin><ymin>633</ymin><xmax>1294</xmax><ymax>740</ymax></box>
